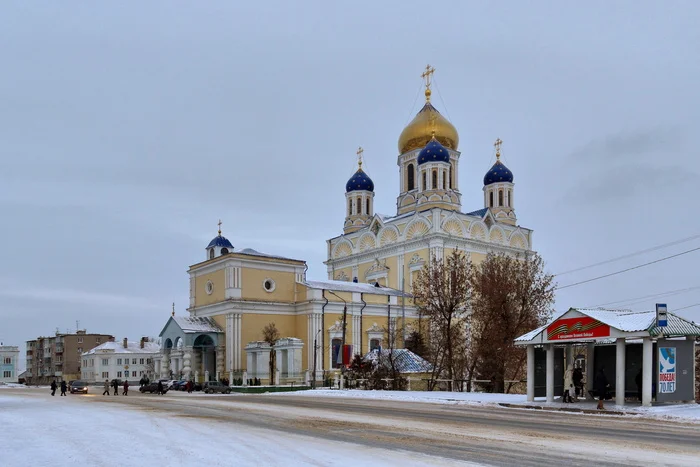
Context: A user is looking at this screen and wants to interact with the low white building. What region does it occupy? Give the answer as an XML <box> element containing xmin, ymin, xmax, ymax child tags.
<box><xmin>1</xmin><ymin>345</ymin><xmax>20</xmax><ymax>383</ymax></box>
<box><xmin>81</xmin><ymin>338</ymin><xmax>159</xmax><ymax>383</ymax></box>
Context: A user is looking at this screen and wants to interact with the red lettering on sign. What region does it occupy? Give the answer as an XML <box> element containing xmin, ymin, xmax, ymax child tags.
<box><xmin>546</xmin><ymin>316</ymin><xmax>610</xmax><ymax>341</ymax></box>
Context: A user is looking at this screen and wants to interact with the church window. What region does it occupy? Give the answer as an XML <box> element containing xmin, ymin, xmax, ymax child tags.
<box><xmin>356</xmin><ymin>197</ymin><xmax>361</xmax><ymax>214</ymax></box>
<box><xmin>407</xmin><ymin>164</ymin><xmax>415</xmax><ymax>191</ymax></box>
<box><xmin>508</xmin><ymin>190</ymin><xmax>512</xmax><ymax>207</ymax></box>
<box><xmin>489</xmin><ymin>192</ymin><xmax>494</xmax><ymax>207</ymax></box>
<box><xmin>432</xmin><ymin>170</ymin><xmax>438</xmax><ymax>189</ymax></box>
<box><xmin>331</xmin><ymin>338</ymin><xmax>342</xmax><ymax>369</ymax></box>
<box><xmin>449</xmin><ymin>166</ymin><xmax>453</xmax><ymax>189</ymax></box>
<box><xmin>366</xmin><ymin>198</ymin><xmax>370</xmax><ymax>215</ymax></box>
<box><xmin>348</xmin><ymin>199</ymin><xmax>352</xmax><ymax>215</ymax></box>
<box><xmin>499</xmin><ymin>190</ymin><xmax>504</xmax><ymax>207</ymax></box>
<box><xmin>370</xmin><ymin>339</ymin><xmax>380</xmax><ymax>351</ymax></box>
<box><xmin>220</xmin><ymin>247</ymin><xmax>229</xmax><ymax>255</ymax></box>
<box><xmin>263</xmin><ymin>278</ymin><xmax>276</xmax><ymax>292</ymax></box>
<box><xmin>442</xmin><ymin>170</ymin><xmax>446</xmax><ymax>190</ymax></box>
<box><xmin>209</xmin><ymin>249</ymin><xmax>215</xmax><ymax>260</ymax></box>
<box><xmin>422</xmin><ymin>172</ymin><xmax>427</xmax><ymax>191</ymax></box>
<box><xmin>205</xmin><ymin>280</ymin><xmax>214</xmax><ymax>295</ymax></box>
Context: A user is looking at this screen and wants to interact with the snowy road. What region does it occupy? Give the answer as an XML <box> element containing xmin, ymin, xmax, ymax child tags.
<box><xmin>2</xmin><ymin>388</ymin><xmax>699</xmax><ymax>466</ymax></box>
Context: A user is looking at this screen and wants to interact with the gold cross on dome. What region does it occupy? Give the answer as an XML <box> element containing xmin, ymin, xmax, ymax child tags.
<box><xmin>494</xmin><ymin>138</ymin><xmax>503</xmax><ymax>159</ymax></box>
<box><xmin>217</xmin><ymin>219</ymin><xmax>222</xmax><ymax>235</ymax></box>
<box><xmin>357</xmin><ymin>146</ymin><xmax>364</xmax><ymax>168</ymax></box>
<box><xmin>421</xmin><ymin>64</ymin><xmax>435</xmax><ymax>88</ymax></box>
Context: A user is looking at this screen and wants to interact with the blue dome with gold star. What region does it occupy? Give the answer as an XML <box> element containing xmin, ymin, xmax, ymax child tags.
<box><xmin>483</xmin><ymin>160</ymin><xmax>513</xmax><ymax>185</ymax></box>
<box><xmin>207</xmin><ymin>235</ymin><xmax>233</xmax><ymax>249</ymax></box>
<box><xmin>417</xmin><ymin>137</ymin><xmax>450</xmax><ymax>165</ymax></box>
<box><xmin>346</xmin><ymin>168</ymin><xmax>374</xmax><ymax>192</ymax></box>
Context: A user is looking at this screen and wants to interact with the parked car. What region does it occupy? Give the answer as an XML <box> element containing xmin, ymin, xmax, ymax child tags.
<box><xmin>202</xmin><ymin>381</ymin><xmax>231</xmax><ymax>394</ymax></box>
<box><xmin>139</xmin><ymin>382</ymin><xmax>168</xmax><ymax>394</ymax></box>
<box><xmin>172</xmin><ymin>380</ymin><xmax>187</xmax><ymax>391</ymax></box>
<box><xmin>69</xmin><ymin>381</ymin><xmax>88</xmax><ymax>394</ymax></box>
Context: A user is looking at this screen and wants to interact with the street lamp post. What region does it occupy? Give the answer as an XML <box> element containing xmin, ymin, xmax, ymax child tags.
<box><xmin>312</xmin><ymin>329</ymin><xmax>321</xmax><ymax>389</ymax></box>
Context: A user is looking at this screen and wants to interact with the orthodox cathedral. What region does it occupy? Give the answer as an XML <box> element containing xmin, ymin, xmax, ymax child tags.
<box><xmin>156</xmin><ymin>66</ymin><xmax>533</xmax><ymax>385</ymax></box>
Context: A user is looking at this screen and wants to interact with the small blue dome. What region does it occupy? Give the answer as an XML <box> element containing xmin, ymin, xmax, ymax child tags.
<box><xmin>207</xmin><ymin>235</ymin><xmax>234</xmax><ymax>249</ymax></box>
<box><xmin>346</xmin><ymin>169</ymin><xmax>374</xmax><ymax>192</ymax></box>
<box><xmin>483</xmin><ymin>161</ymin><xmax>514</xmax><ymax>185</ymax></box>
<box><xmin>417</xmin><ymin>138</ymin><xmax>450</xmax><ymax>165</ymax></box>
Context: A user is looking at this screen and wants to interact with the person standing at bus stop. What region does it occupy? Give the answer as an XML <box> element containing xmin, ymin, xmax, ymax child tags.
<box><xmin>595</xmin><ymin>366</ymin><xmax>609</xmax><ymax>410</ymax></box>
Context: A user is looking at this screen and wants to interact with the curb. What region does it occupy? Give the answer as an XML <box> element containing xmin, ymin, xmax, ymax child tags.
<box><xmin>498</xmin><ymin>402</ymin><xmax>626</xmax><ymax>416</ymax></box>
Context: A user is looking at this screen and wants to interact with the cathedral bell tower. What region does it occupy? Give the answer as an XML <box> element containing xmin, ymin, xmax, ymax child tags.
<box><xmin>343</xmin><ymin>147</ymin><xmax>375</xmax><ymax>235</ymax></box>
<box><xmin>396</xmin><ymin>65</ymin><xmax>462</xmax><ymax>215</ymax></box>
<box><xmin>483</xmin><ymin>138</ymin><xmax>516</xmax><ymax>225</ymax></box>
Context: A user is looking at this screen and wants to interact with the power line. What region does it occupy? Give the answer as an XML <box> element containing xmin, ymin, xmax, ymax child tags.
<box><xmin>555</xmin><ymin>232</ymin><xmax>700</xmax><ymax>276</ymax></box>
<box><xmin>555</xmin><ymin>246</ymin><xmax>700</xmax><ymax>291</ymax></box>
<box><xmin>673</xmin><ymin>303</ymin><xmax>700</xmax><ymax>312</ymax></box>
<box><xmin>432</xmin><ymin>77</ymin><xmax>452</xmax><ymax>121</ymax></box>
<box><xmin>589</xmin><ymin>285</ymin><xmax>700</xmax><ymax>308</ymax></box>
<box><xmin>404</xmin><ymin>81</ymin><xmax>424</xmax><ymax>125</ymax></box>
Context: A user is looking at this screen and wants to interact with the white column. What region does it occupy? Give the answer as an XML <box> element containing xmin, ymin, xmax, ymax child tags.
<box><xmin>642</xmin><ymin>337</ymin><xmax>653</xmax><ymax>407</ymax></box>
<box><xmin>545</xmin><ymin>344</ymin><xmax>554</xmax><ymax>403</ymax></box>
<box><xmin>616</xmin><ymin>338</ymin><xmax>626</xmax><ymax>406</ymax></box>
<box><xmin>527</xmin><ymin>345</ymin><xmax>535</xmax><ymax>402</ymax></box>
<box><xmin>226</xmin><ymin>313</ymin><xmax>233</xmax><ymax>372</ymax></box>
<box><xmin>586</xmin><ymin>342</ymin><xmax>595</xmax><ymax>400</ymax></box>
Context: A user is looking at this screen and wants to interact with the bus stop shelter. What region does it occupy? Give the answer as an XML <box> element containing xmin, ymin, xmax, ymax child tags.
<box><xmin>514</xmin><ymin>308</ymin><xmax>700</xmax><ymax>407</ymax></box>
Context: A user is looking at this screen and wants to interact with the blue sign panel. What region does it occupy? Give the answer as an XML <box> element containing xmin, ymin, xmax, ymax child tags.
<box><xmin>656</xmin><ymin>303</ymin><xmax>668</xmax><ymax>327</ymax></box>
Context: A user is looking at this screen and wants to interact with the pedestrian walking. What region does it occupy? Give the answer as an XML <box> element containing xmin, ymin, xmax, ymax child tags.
<box><xmin>60</xmin><ymin>380</ymin><xmax>67</xmax><ymax>396</ymax></box>
<box><xmin>595</xmin><ymin>366</ymin><xmax>609</xmax><ymax>410</ymax></box>
<box><xmin>563</xmin><ymin>364</ymin><xmax>574</xmax><ymax>403</ymax></box>
<box><xmin>50</xmin><ymin>380</ymin><xmax>57</xmax><ymax>396</ymax></box>
<box><xmin>572</xmin><ymin>367</ymin><xmax>584</xmax><ymax>398</ymax></box>
<box><xmin>187</xmin><ymin>380</ymin><xmax>193</xmax><ymax>393</ymax></box>
<box><xmin>157</xmin><ymin>380</ymin><xmax>164</xmax><ymax>395</ymax></box>
<box><xmin>123</xmin><ymin>380</ymin><xmax>129</xmax><ymax>396</ymax></box>
<box><xmin>112</xmin><ymin>379</ymin><xmax>119</xmax><ymax>396</ymax></box>
<box><xmin>103</xmin><ymin>379</ymin><xmax>110</xmax><ymax>396</ymax></box>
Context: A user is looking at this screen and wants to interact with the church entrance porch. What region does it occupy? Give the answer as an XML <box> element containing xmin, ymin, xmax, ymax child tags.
<box><xmin>158</xmin><ymin>315</ymin><xmax>224</xmax><ymax>382</ymax></box>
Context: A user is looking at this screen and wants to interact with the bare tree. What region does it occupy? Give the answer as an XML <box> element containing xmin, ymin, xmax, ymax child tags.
<box><xmin>412</xmin><ymin>250</ymin><xmax>472</xmax><ymax>391</ymax></box>
<box><xmin>470</xmin><ymin>252</ymin><xmax>555</xmax><ymax>393</ymax></box>
<box><xmin>262</xmin><ymin>322</ymin><xmax>280</xmax><ymax>385</ymax></box>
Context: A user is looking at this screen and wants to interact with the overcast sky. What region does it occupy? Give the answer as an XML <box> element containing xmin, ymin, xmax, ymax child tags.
<box><xmin>1</xmin><ymin>1</ymin><xmax>699</xmax><ymax>363</ymax></box>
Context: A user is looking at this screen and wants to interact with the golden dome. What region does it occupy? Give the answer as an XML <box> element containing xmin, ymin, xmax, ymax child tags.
<box><xmin>398</xmin><ymin>100</ymin><xmax>459</xmax><ymax>154</ymax></box>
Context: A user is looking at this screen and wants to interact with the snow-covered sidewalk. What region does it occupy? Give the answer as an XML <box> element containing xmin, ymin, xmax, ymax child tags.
<box><xmin>0</xmin><ymin>391</ymin><xmax>477</xmax><ymax>467</ymax></box>
<box><xmin>280</xmin><ymin>389</ymin><xmax>700</xmax><ymax>422</ymax></box>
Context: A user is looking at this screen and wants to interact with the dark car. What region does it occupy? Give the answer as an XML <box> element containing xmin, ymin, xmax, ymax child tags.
<box><xmin>69</xmin><ymin>381</ymin><xmax>88</xmax><ymax>394</ymax></box>
<box><xmin>139</xmin><ymin>382</ymin><xmax>168</xmax><ymax>394</ymax></box>
<box><xmin>203</xmin><ymin>381</ymin><xmax>231</xmax><ymax>394</ymax></box>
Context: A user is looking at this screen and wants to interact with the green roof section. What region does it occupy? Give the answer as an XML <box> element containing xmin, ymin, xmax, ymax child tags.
<box><xmin>648</xmin><ymin>313</ymin><xmax>700</xmax><ymax>337</ymax></box>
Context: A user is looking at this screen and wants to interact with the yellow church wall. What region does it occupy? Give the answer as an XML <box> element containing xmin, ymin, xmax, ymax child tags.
<box><xmin>471</xmin><ymin>252</ymin><xmax>486</xmax><ymax>266</ymax></box>
<box><xmin>333</xmin><ymin>267</ymin><xmax>353</xmax><ymax>281</ymax></box>
<box><xmin>241</xmin><ymin>269</ymin><xmax>296</xmax><ymax>302</ymax></box>
<box><xmin>294</xmin><ymin>314</ymin><xmax>309</xmax><ymax>370</ymax></box>
<box><xmin>325</xmin><ymin>291</ymin><xmax>352</xmax><ymax>303</ymax></box>
<box><xmin>194</xmin><ymin>269</ymin><xmax>226</xmax><ymax>307</ymax></box>
<box><xmin>240</xmin><ymin>314</ymin><xmax>298</xmax><ymax>370</ymax></box>
<box><xmin>211</xmin><ymin>314</ymin><xmax>226</xmax><ymax>333</ymax></box>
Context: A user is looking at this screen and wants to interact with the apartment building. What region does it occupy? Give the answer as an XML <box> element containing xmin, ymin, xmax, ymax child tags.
<box><xmin>81</xmin><ymin>337</ymin><xmax>159</xmax><ymax>383</ymax></box>
<box><xmin>0</xmin><ymin>345</ymin><xmax>20</xmax><ymax>383</ymax></box>
<box><xmin>26</xmin><ymin>330</ymin><xmax>114</xmax><ymax>384</ymax></box>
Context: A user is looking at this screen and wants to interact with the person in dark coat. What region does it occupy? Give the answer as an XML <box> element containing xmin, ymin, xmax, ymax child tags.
<box><xmin>572</xmin><ymin>367</ymin><xmax>584</xmax><ymax>398</ymax></box>
<box><xmin>157</xmin><ymin>380</ymin><xmax>164</xmax><ymax>395</ymax></box>
<box><xmin>112</xmin><ymin>379</ymin><xmax>119</xmax><ymax>396</ymax></box>
<box><xmin>123</xmin><ymin>380</ymin><xmax>129</xmax><ymax>396</ymax></box>
<box><xmin>103</xmin><ymin>379</ymin><xmax>110</xmax><ymax>396</ymax></box>
<box><xmin>595</xmin><ymin>366</ymin><xmax>609</xmax><ymax>410</ymax></box>
<box><xmin>50</xmin><ymin>380</ymin><xmax>57</xmax><ymax>396</ymax></box>
<box><xmin>60</xmin><ymin>380</ymin><xmax>67</xmax><ymax>396</ymax></box>
<box><xmin>187</xmin><ymin>380</ymin><xmax>193</xmax><ymax>394</ymax></box>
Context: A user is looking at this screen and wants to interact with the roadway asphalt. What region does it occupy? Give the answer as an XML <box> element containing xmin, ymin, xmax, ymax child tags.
<box><xmin>77</xmin><ymin>390</ymin><xmax>700</xmax><ymax>466</ymax></box>
<box><xmin>5</xmin><ymin>387</ymin><xmax>698</xmax><ymax>466</ymax></box>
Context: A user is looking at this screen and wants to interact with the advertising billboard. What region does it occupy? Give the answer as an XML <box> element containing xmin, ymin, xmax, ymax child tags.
<box><xmin>546</xmin><ymin>316</ymin><xmax>610</xmax><ymax>341</ymax></box>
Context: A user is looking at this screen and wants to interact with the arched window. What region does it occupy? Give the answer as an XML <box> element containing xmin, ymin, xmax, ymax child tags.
<box><xmin>407</xmin><ymin>164</ymin><xmax>415</xmax><ymax>191</ymax></box>
<box><xmin>366</xmin><ymin>198</ymin><xmax>370</xmax><ymax>215</ymax></box>
<box><xmin>432</xmin><ymin>170</ymin><xmax>438</xmax><ymax>189</ymax></box>
<box><xmin>356</xmin><ymin>197</ymin><xmax>361</xmax><ymax>214</ymax></box>
<box><xmin>208</xmin><ymin>249</ymin><xmax>215</xmax><ymax>260</ymax></box>
<box><xmin>442</xmin><ymin>170</ymin><xmax>447</xmax><ymax>190</ymax></box>
<box><xmin>422</xmin><ymin>172</ymin><xmax>427</xmax><ymax>191</ymax></box>
<box><xmin>498</xmin><ymin>190</ymin><xmax>504</xmax><ymax>207</ymax></box>
<box><xmin>220</xmin><ymin>247</ymin><xmax>229</xmax><ymax>255</ymax></box>
<box><xmin>348</xmin><ymin>199</ymin><xmax>352</xmax><ymax>215</ymax></box>
<box><xmin>449</xmin><ymin>166</ymin><xmax>453</xmax><ymax>189</ymax></box>
<box><xmin>508</xmin><ymin>190</ymin><xmax>512</xmax><ymax>207</ymax></box>
<box><xmin>489</xmin><ymin>191</ymin><xmax>494</xmax><ymax>207</ymax></box>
